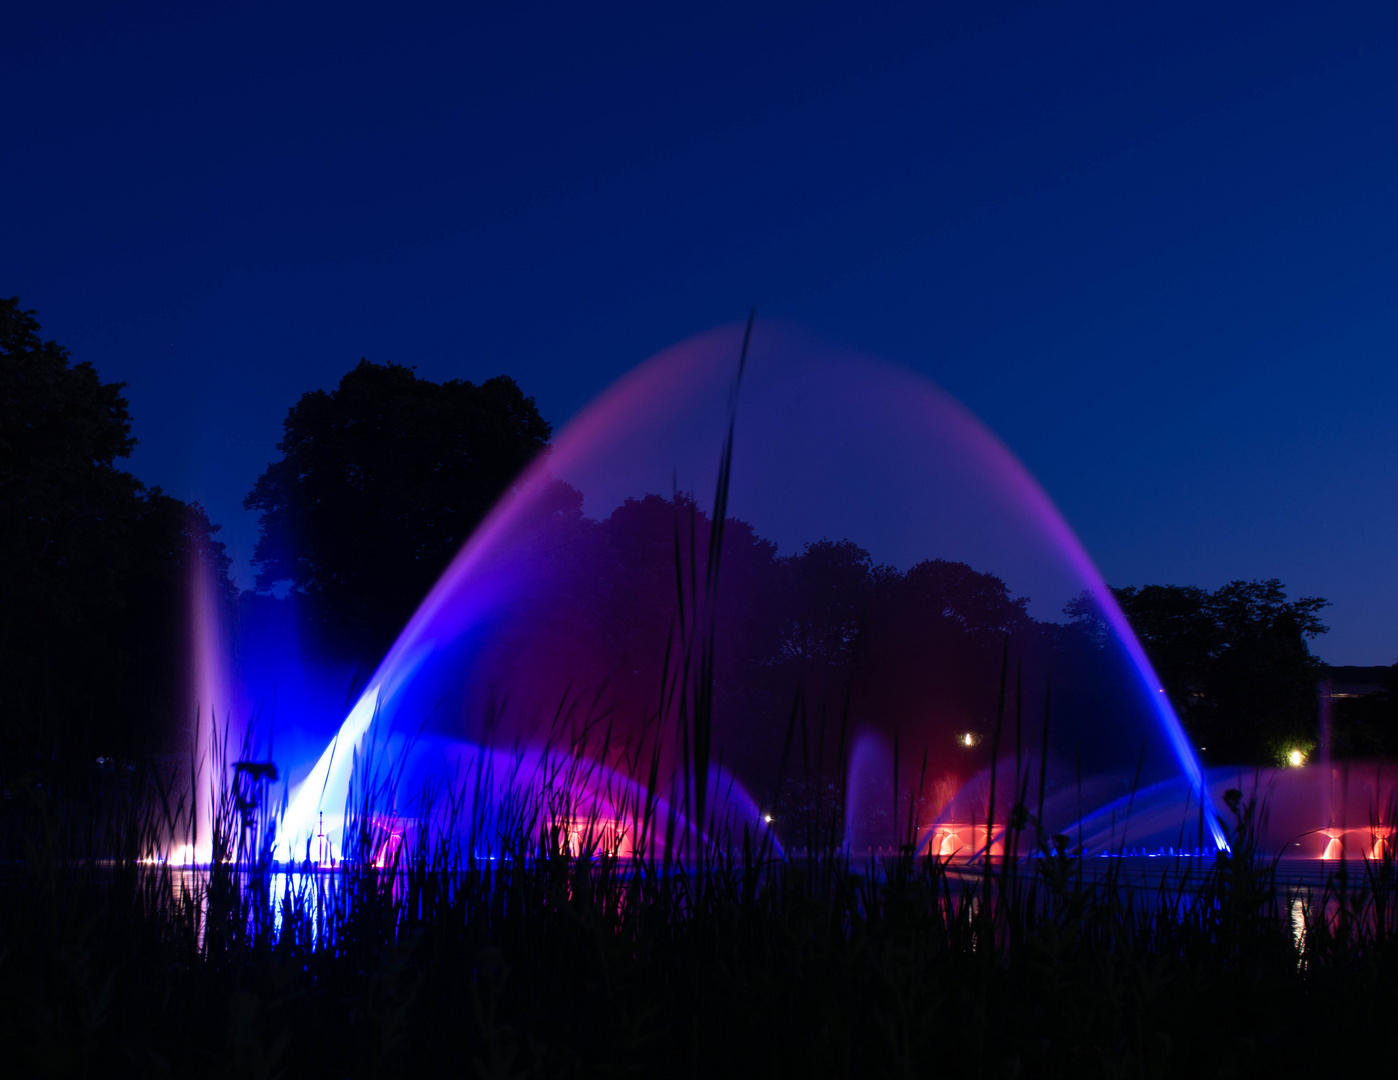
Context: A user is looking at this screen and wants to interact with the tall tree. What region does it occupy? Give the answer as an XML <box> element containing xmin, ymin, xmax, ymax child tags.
<box><xmin>1113</xmin><ymin>579</ymin><xmax>1329</xmax><ymax>763</ymax></box>
<box><xmin>245</xmin><ymin>359</ymin><xmax>552</xmax><ymax>659</ymax></box>
<box><xmin>1</xmin><ymin>297</ymin><xmax>233</xmax><ymax>769</ymax></box>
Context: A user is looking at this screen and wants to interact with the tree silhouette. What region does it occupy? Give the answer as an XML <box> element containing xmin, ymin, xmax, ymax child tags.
<box><xmin>1</xmin><ymin>297</ymin><xmax>233</xmax><ymax>770</ymax></box>
<box><xmin>245</xmin><ymin>359</ymin><xmax>551</xmax><ymax>660</ymax></box>
<box><xmin>1113</xmin><ymin>579</ymin><xmax>1329</xmax><ymax>763</ymax></box>
<box><xmin>1329</xmin><ymin>662</ymin><xmax>1398</xmax><ymax>756</ymax></box>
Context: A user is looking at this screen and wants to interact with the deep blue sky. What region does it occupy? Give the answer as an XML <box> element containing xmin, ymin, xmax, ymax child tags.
<box><xmin>5</xmin><ymin>2</ymin><xmax>1398</xmax><ymax>662</ymax></box>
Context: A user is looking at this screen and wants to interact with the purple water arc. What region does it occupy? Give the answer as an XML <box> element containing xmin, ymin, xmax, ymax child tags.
<box><xmin>897</xmin><ymin>382</ymin><xmax>1228</xmax><ymax>850</ymax></box>
<box><xmin>284</xmin><ymin>322</ymin><xmax>1228</xmax><ymax>854</ymax></box>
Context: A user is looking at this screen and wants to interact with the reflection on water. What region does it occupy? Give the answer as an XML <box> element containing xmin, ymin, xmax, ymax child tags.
<box><xmin>1291</xmin><ymin>894</ymin><xmax>1307</xmax><ymax>955</ymax></box>
<box><xmin>156</xmin><ymin>866</ymin><xmax>369</xmax><ymax>949</ymax></box>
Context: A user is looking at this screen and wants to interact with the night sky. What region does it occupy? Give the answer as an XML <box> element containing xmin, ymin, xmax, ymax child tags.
<box><xmin>5</xmin><ymin>2</ymin><xmax>1398</xmax><ymax>663</ymax></box>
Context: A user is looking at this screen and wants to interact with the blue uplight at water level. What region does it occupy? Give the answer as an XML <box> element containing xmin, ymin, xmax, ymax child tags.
<box><xmin>281</xmin><ymin>686</ymin><xmax>381</xmax><ymax>855</ymax></box>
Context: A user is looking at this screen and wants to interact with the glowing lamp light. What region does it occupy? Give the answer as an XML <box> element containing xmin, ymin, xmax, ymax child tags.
<box><xmin>762</xmin><ymin>814</ymin><xmax>773</xmax><ymax>824</ymax></box>
<box><xmin>1288</xmin><ymin>749</ymin><xmax>1305</xmax><ymax>768</ymax></box>
<box><xmin>961</xmin><ymin>733</ymin><xmax>975</xmax><ymax>748</ymax></box>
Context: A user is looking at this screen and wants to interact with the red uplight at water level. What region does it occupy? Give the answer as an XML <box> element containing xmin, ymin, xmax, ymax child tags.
<box><xmin>1318</xmin><ymin>826</ymin><xmax>1393</xmax><ymax>862</ymax></box>
<box><xmin>928</xmin><ymin>823</ymin><xmax>999</xmax><ymax>860</ymax></box>
<box><xmin>371</xmin><ymin>819</ymin><xmax>406</xmax><ymax>869</ymax></box>
<box><xmin>558</xmin><ymin>819</ymin><xmax>633</xmax><ymax>859</ymax></box>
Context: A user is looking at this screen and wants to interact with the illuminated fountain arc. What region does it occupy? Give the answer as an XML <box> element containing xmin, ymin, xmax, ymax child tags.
<box><xmin>880</xmin><ymin>378</ymin><xmax>1228</xmax><ymax>852</ymax></box>
<box><xmin>281</xmin><ymin>321</ymin><xmax>1227</xmax><ymax>859</ymax></box>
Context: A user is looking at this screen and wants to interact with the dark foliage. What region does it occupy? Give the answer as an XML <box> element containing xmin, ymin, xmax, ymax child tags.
<box><xmin>0</xmin><ymin>297</ymin><xmax>234</xmax><ymax>773</ymax></box>
<box><xmin>1109</xmin><ymin>580</ymin><xmax>1330</xmax><ymax>764</ymax></box>
<box><xmin>1330</xmin><ymin>663</ymin><xmax>1398</xmax><ymax>757</ymax></box>
<box><xmin>2</xmin><ymin>742</ymin><xmax>1396</xmax><ymax>1080</ymax></box>
<box><xmin>245</xmin><ymin>359</ymin><xmax>552</xmax><ymax>661</ymax></box>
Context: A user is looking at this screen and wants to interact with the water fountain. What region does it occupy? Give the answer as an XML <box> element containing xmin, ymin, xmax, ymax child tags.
<box><xmin>191</xmin><ymin>321</ymin><xmax>1379</xmax><ymax>868</ymax></box>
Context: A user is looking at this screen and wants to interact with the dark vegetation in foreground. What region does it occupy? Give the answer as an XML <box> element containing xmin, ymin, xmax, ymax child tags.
<box><xmin>4</xmin><ymin>758</ymin><xmax>1398</xmax><ymax>1080</ymax></box>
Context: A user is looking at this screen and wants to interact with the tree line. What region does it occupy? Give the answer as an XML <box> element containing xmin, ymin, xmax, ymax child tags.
<box><xmin>3</xmin><ymin>296</ymin><xmax>1386</xmax><ymax>786</ymax></box>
